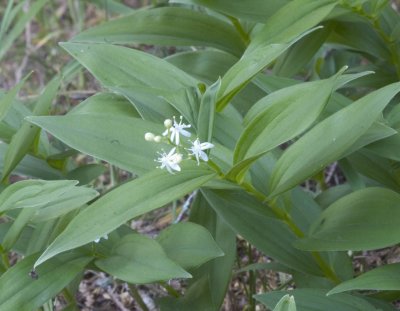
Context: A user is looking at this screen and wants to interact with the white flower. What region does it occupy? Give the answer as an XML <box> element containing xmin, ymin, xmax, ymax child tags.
<box><xmin>164</xmin><ymin>119</ymin><xmax>172</xmax><ymax>128</ymax></box>
<box><xmin>144</xmin><ymin>132</ymin><xmax>155</xmax><ymax>141</ymax></box>
<box><xmin>154</xmin><ymin>135</ymin><xmax>162</xmax><ymax>143</ymax></box>
<box><xmin>163</xmin><ymin>116</ymin><xmax>191</xmax><ymax>145</ymax></box>
<box><xmin>156</xmin><ymin>147</ymin><xmax>183</xmax><ymax>174</ymax></box>
<box><xmin>188</xmin><ymin>139</ymin><xmax>214</xmax><ymax>165</ymax></box>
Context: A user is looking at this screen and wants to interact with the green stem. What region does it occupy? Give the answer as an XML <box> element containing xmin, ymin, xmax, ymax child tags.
<box><xmin>315</xmin><ymin>170</ymin><xmax>327</xmax><ymax>191</ymax></box>
<box><xmin>109</xmin><ymin>165</ymin><xmax>118</xmax><ymax>188</ymax></box>
<box><xmin>0</xmin><ymin>244</ymin><xmax>10</xmax><ymax>269</ymax></box>
<box><xmin>128</xmin><ymin>284</ymin><xmax>150</xmax><ymax>311</ymax></box>
<box><xmin>276</xmin><ymin>277</ymin><xmax>293</xmax><ymax>291</ymax></box>
<box><xmin>207</xmin><ymin>159</ymin><xmax>224</xmax><ymax>176</ymax></box>
<box><xmin>226</xmin><ymin>15</ymin><xmax>250</xmax><ymax>45</ymax></box>
<box><xmin>160</xmin><ymin>281</ymin><xmax>180</xmax><ymax>298</ymax></box>
<box><xmin>62</xmin><ymin>288</ymin><xmax>76</xmax><ymax>306</ymax></box>
<box><xmin>343</xmin><ymin>2</ymin><xmax>400</xmax><ymax>78</ymax></box>
<box><xmin>171</xmin><ymin>200</ymin><xmax>177</xmax><ymax>222</ymax></box>
<box><xmin>248</xmin><ymin>243</ymin><xmax>256</xmax><ymax>311</ymax></box>
<box><xmin>312</xmin><ymin>252</ymin><xmax>341</xmax><ymax>284</ymax></box>
<box><xmin>212</xmin><ymin>162</ymin><xmax>340</xmax><ymax>283</ymax></box>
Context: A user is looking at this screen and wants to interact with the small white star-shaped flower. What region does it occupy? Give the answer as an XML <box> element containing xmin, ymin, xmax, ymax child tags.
<box><xmin>163</xmin><ymin>116</ymin><xmax>191</xmax><ymax>145</ymax></box>
<box><xmin>156</xmin><ymin>147</ymin><xmax>183</xmax><ymax>174</ymax></box>
<box><xmin>188</xmin><ymin>139</ymin><xmax>214</xmax><ymax>165</ymax></box>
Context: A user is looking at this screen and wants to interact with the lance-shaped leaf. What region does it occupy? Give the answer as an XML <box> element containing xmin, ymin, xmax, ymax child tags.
<box><xmin>197</xmin><ymin>79</ymin><xmax>221</xmax><ymax>143</ymax></box>
<box><xmin>0</xmin><ymin>73</ymin><xmax>31</xmax><ymax>122</ymax></box>
<box><xmin>72</xmin><ymin>7</ymin><xmax>246</xmax><ymax>57</ymax></box>
<box><xmin>328</xmin><ymin>263</ymin><xmax>400</xmax><ymax>295</ymax></box>
<box><xmin>172</xmin><ymin>0</ymin><xmax>289</xmax><ymax>23</ymax></box>
<box><xmin>270</xmin><ymin>82</ymin><xmax>400</xmax><ymax>196</ymax></box>
<box><xmin>2</xmin><ymin>77</ymin><xmax>60</xmax><ymax>180</ymax></box>
<box><xmin>34</xmin><ymin>164</ymin><xmax>215</xmax><ymax>268</ymax></box>
<box><xmin>295</xmin><ymin>187</ymin><xmax>400</xmax><ymax>251</ymax></box>
<box><xmin>95</xmin><ymin>234</ymin><xmax>191</xmax><ymax>284</ymax></box>
<box><xmin>0</xmin><ymin>180</ymin><xmax>85</xmax><ymax>212</ymax></box>
<box><xmin>0</xmin><ymin>252</ymin><xmax>92</xmax><ymax>311</ymax></box>
<box><xmin>228</xmin><ymin>70</ymin><xmax>373</xmax><ymax>181</ymax></box>
<box><xmin>27</xmin><ymin>115</ymin><xmax>165</xmax><ymax>175</ymax></box>
<box><xmin>60</xmin><ymin>42</ymin><xmax>198</xmax><ymax>90</ymax></box>
<box><xmin>255</xmin><ymin>289</ymin><xmax>380</xmax><ymax>311</ymax></box>
<box><xmin>216</xmin><ymin>0</ymin><xmax>337</xmax><ymax>110</ymax></box>
<box><xmin>201</xmin><ymin>189</ymin><xmax>322</xmax><ymax>276</ymax></box>
<box><xmin>273</xmin><ymin>295</ymin><xmax>297</xmax><ymax>311</ymax></box>
<box><xmin>156</xmin><ymin>222</ymin><xmax>224</xmax><ymax>270</ymax></box>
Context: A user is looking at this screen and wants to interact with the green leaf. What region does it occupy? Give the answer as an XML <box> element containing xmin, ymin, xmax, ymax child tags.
<box><xmin>0</xmin><ymin>0</ymin><xmax>48</xmax><ymax>62</ymax></box>
<box><xmin>0</xmin><ymin>73</ymin><xmax>31</xmax><ymax>123</ymax></box>
<box><xmin>156</xmin><ymin>222</ymin><xmax>224</xmax><ymax>270</ymax></box>
<box><xmin>197</xmin><ymin>79</ymin><xmax>221</xmax><ymax>143</ymax></box>
<box><xmin>173</xmin><ymin>0</ymin><xmax>289</xmax><ymax>23</ymax></box>
<box><xmin>330</xmin><ymin>21</ymin><xmax>391</xmax><ymax>60</ymax></box>
<box><xmin>246</xmin><ymin>0</ymin><xmax>337</xmax><ymax>55</ymax></box>
<box><xmin>65</xmin><ymin>164</ymin><xmax>106</xmax><ymax>185</ymax></box>
<box><xmin>166</xmin><ymin>50</ymin><xmax>268</xmax><ymax>116</ymax></box>
<box><xmin>90</xmin><ymin>0</ymin><xmax>134</xmax><ymax>15</ymax></box>
<box><xmin>347</xmin><ymin>150</ymin><xmax>400</xmax><ymax>192</ymax></box>
<box><xmin>329</xmin><ymin>263</ymin><xmax>400</xmax><ymax>295</ymax></box>
<box><xmin>270</xmin><ymin>82</ymin><xmax>400</xmax><ymax>196</ymax></box>
<box><xmin>273</xmin><ymin>25</ymin><xmax>331</xmax><ymax>77</ymax></box>
<box><xmin>255</xmin><ymin>289</ymin><xmax>379</xmax><ymax>311</ymax></box>
<box><xmin>0</xmin><ymin>180</ymin><xmax>97</xmax><ymax>249</ymax></box>
<box><xmin>95</xmin><ymin>234</ymin><xmax>191</xmax><ymax>284</ymax></box>
<box><xmin>201</xmin><ymin>189</ymin><xmax>322</xmax><ymax>276</ymax></box>
<box><xmin>0</xmin><ymin>252</ymin><xmax>91</xmax><ymax>311</ymax></box>
<box><xmin>0</xmin><ymin>180</ymin><xmax>88</xmax><ymax>212</ymax></box>
<box><xmin>60</xmin><ymin>42</ymin><xmax>198</xmax><ymax>90</ymax></box>
<box><xmin>2</xmin><ymin>77</ymin><xmax>60</xmax><ymax>180</ymax></box>
<box><xmin>188</xmin><ymin>193</ymin><xmax>236</xmax><ymax>310</ymax></box>
<box><xmin>0</xmin><ymin>143</ymin><xmax>61</xmax><ymax>180</ymax></box>
<box><xmin>110</xmin><ymin>86</ymin><xmax>179</xmax><ymax>123</ymax></box>
<box><xmin>295</xmin><ymin>187</ymin><xmax>400</xmax><ymax>251</ymax></box>
<box><xmin>365</xmin><ymin>133</ymin><xmax>400</xmax><ymax>162</ymax></box>
<box><xmin>216</xmin><ymin>29</ymin><xmax>317</xmax><ymax>111</ymax></box>
<box><xmin>345</xmin><ymin>121</ymin><xmax>397</xmax><ymax>158</ymax></box>
<box><xmin>34</xmin><ymin>164</ymin><xmax>215</xmax><ymax>268</ymax></box>
<box><xmin>273</xmin><ymin>295</ymin><xmax>297</xmax><ymax>311</ymax></box>
<box><xmin>2</xmin><ymin>208</ymin><xmax>36</xmax><ymax>250</ymax></box>
<box><xmin>72</xmin><ymin>7</ymin><xmax>246</xmax><ymax>57</ymax></box>
<box><xmin>27</xmin><ymin>114</ymin><xmax>165</xmax><ymax>175</ymax></box>
<box><xmin>214</xmin><ymin>0</ymin><xmax>337</xmax><ymax>110</ymax></box>
<box><xmin>228</xmin><ymin>69</ymin><xmax>348</xmax><ymax>181</ymax></box>
<box><xmin>159</xmin><ymin>275</ymin><xmax>215</xmax><ymax>311</ymax></box>
<box><xmin>69</xmin><ymin>92</ymin><xmax>140</xmax><ymax>118</ymax></box>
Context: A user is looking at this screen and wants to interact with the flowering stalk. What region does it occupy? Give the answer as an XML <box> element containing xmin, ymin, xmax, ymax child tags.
<box><xmin>144</xmin><ymin>116</ymin><xmax>214</xmax><ymax>173</ymax></box>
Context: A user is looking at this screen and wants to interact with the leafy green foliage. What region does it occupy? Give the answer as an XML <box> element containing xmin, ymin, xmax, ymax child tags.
<box><xmin>2</xmin><ymin>0</ymin><xmax>400</xmax><ymax>310</ymax></box>
<box><xmin>95</xmin><ymin>234</ymin><xmax>191</xmax><ymax>284</ymax></box>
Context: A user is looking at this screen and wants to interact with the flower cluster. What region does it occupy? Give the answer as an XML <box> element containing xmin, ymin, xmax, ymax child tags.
<box><xmin>144</xmin><ymin>116</ymin><xmax>214</xmax><ymax>173</ymax></box>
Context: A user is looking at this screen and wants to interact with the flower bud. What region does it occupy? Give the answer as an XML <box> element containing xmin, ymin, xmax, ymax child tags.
<box><xmin>144</xmin><ymin>132</ymin><xmax>155</xmax><ymax>141</ymax></box>
<box><xmin>164</xmin><ymin>119</ymin><xmax>172</xmax><ymax>128</ymax></box>
<box><xmin>154</xmin><ymin>135</ymin><xmax>162</xmax><ymax>143</ymax></box>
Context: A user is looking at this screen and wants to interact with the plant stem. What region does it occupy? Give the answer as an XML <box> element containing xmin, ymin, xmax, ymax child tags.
<box><xmin>0</xmin><ymin>244</ymin><xmax>10</xmax><ymax>269</ymax></box>
<box><xmin>226</xmin><ymin>15</ymin><xmax>250</xmax><ymax>45</ymax></box>
<box><xmin>62</xmin><ymin>288</ymin><xmax>76</xmax><ymax>306</ymax></box>
<box><xmin>171</xmin><ymin>200</ymin><xmax>177</xmax><ymax>222</ymax></box>
<box><xmin>248</xmin><ymin>243</ymin><xmax>256</xmax><ymax>311</ymax></box>
<box><xmin>159</xmin><ymin>281</ymin><xmax>180</xmax><ymax>298</ymax></box>
<box><xmin>215</xmin><ymin>165</ymin><xmax>340</xmax><ymax>284</ymax></box>
<box><xmin>128</xmin><ymin>284</ymin><xmax>150</xmax><ymax>311</ymax></box>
